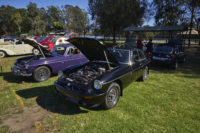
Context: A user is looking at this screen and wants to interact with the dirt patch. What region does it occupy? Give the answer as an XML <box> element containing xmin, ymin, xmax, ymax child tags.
<box><xmin>0</xmin><ymin>105</ymin><xmax>50</xmax><ymax>133</ymax></box>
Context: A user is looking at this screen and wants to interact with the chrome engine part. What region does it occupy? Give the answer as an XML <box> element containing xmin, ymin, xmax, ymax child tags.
<box><xmin>66</xmin><ymin>64</ymin><xmax>107</xmax><ymax>85</ymax></box>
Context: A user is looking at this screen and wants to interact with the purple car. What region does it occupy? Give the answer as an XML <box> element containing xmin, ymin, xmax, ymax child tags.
<box><xmin>11</xmin><ymin>38</ymin><xmax>88</xmax><ymax>82</ymax></box>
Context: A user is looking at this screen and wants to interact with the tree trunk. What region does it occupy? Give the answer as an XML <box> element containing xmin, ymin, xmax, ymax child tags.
<box><xmin>199</xmin><ymin>38</ymin><xmax>200</xmax><ymax>45</ymax></box>
<box><xmin>83</xmin><ymin>30</ymin><xmax>86</xmax><ymax>38</ymax></box>
<box><xmin>188</xmin><ymin>5</ymin><xmax>194</xmax><ymax>48</ymax></box>
<box><xmin>199</xmin><ymin>34</ymin><xmax>200</xmax><ymax>45</ymax></box>
<box><xmin>113</xmin><ymin>28</ymin><xmax>116</xmax><ymax>44</ymax></box>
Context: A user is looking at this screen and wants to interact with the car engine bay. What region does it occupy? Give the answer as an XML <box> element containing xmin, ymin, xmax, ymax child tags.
<box><xmin>17</xmin><ymin>54</ymin><xmax>53</xmax><ymax>65</ymax></box>
<box><xmin>64</xmin><ymin>63</ymin><xmax>110</xmax><ymax>85</ymax></box>
<box><xmin>17</xmin><ymin>55</ymin><xmax>42</xmax><ymax>65</ymax></box>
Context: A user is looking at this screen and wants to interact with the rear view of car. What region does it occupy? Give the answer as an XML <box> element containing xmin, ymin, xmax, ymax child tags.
<box><xmin>151</xmin><ymin>45</ymin><xmax>185</xmax><ymax>69</ymax></box>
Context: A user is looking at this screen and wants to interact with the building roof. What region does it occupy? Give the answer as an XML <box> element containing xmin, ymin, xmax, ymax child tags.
<box><xmin>181</xmin><ymin>29</ymin><xmax>198</xmax><ymax>35</ymax></box>
<box><xmin>124</xmin><ymin>25</ymin><xmax>187</xmax><ymax>32</ymax></box>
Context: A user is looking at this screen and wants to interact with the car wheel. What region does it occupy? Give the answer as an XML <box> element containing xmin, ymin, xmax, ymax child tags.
<box><xmin>33</xmin><ymin>48</ymin><xmax>40</xmax><ymax>55</ymax></box>
<box><xmin>33</xmin><ymin>66</ymin><xmax>51</xmax><ymax>82</ymax></box>
<box><xmin>0</xmin><ymin>51</ymin><xmax>6</xmax><ymax>58</ymax></box>
<box><xmin>140</xmin><ymin>66</ymin><xmax>148</xmax><ymax>81</ymax></box>
<box><xmin>103</xmin><ymin>82</ymin><xmax>120</xmax><ymax>109</ymax></box>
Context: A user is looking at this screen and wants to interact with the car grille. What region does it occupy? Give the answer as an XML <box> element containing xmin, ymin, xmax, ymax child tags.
<box><xmin>57</xmin><ymin>80</ymin><xmax>86</xmax><ymax>93</ymax></box>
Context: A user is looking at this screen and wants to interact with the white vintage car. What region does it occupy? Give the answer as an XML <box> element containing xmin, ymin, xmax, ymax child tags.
<box><xmin>0</xmin><ymin>40</ymin><xmax>35</xmax><ymax>58</ymax></box>
<box><xmin>55</xmin><ymin>36</ymin><xmax>70</xmax><ymax>46</ymax></box>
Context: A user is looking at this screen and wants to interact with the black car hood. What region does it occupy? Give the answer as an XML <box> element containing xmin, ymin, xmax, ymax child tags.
<box><xmin>68</xmin><ymin>38</ymin><xmax>119</xmax><ymax>65</ymax></box>
<box><xmin>22</xmin><ymin>38</ymin><xmax>50</xmax><ymax>55</ymax></box>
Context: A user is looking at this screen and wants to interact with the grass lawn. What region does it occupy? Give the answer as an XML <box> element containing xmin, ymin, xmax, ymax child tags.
<box><xmin>0</xmin><ymin>46</ymin><xmax>200</xmax><ymax>133</ymax></box>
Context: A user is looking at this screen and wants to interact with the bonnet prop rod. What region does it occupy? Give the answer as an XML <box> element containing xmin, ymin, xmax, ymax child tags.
<box><xmin>104</xmin><ymin>50</ymin><xmax>111</xmax><ymax>71</ymax></box>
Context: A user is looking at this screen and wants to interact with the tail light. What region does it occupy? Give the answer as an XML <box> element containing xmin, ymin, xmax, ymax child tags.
<box><xmin>147</xmin><ymin>52</ymin><xmax>150</xmax><ymax>57</ymax></box>
<box><xmin>171</xmin><ymin>55</ymin><xmax>175</xmax><ymax>60</ymax></box>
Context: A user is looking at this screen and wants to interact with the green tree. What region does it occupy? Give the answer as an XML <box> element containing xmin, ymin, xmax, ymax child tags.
<box><xmin>11</xmin><ymin>12</ymin><xmax>22</xmax><ymax>35</ymax></box>
<box><xmin>18</xmin><ymin>8</ymin><xmax>32</xmax><ymax>34</ymax></box>
<box><xmin>0</xmin><ymin>5</ymin><xmax>17</xmax><ymax>35</ymax></box>
<box><xmin>64</xmin><ymin>5</ymin><xmax>90</xmax><ymax>34</ymax></box>
<box><xmin>153</xmin><ymin>0</ymin><xmax>185</xmax><ymax>26</ymax></box>
<box><xmin>46</xmin><ymin>6</ymin><xmax>64</xmax><ymax>30</ymax></box>
<box><xmin>27</xmin><ymin>2</ymin><xmax>46</xmax><ymax>35</ymax></box>
<box><xmin>88</xmin><ymin>0</ymin><xmax>145</xmax><ymax>43</ymax></box>
<box><xmin>183</xmin><ymin>0</ymin><xmax>200</xmax><ymax>47</ymax></box>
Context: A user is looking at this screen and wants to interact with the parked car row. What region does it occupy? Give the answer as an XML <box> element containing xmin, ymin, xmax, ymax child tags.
<box><xmin>123</xmin><ymin>39</ymin><xmax>186</xmax><ymax>69</ymax></box>
<box><xmin>10</xmin><ymin>38</ymin><xmax>151</xmax><ymax>109</ymax></box>
<box><xmin>0</xmin><ymin>35</ymin><xmax>70</xmax><ymax>58</ymax></box>
<box><xmin>33</xmin><ymin>35</ymin><xmax>70</xmax><ymax>50</ymax></box>
<box><xmin>5</xmin><ymin>37</ymin><xmax>185</xmax><ymax>109</ymax></box>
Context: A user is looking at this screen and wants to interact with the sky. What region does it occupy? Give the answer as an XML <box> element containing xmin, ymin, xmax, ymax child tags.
<box><xmin>0</xmin><ymin>0</ymin><xmax>154</xmax><ymax>26</ymax></box>
<box><xmin>0</xmin><ymin>0</ymin><xmax>88</xmax><ymax>9</ymax></box>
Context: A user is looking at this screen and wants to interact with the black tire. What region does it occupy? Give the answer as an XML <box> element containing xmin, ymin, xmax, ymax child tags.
<box><xmin>103</xmin><ymin>82</ymin><xmax>120</xmax><ymax>109</ymax></box>
<box><xmin>0</xmin><ymin>51</ymin><xmax>6</xmax><ymax>58</ymax></box>
<box><xmin>33</xmin><ymin>48</ymin><xmax>40</xmax><ymax>55</ymax></box>
<box><xmin>33</xmin><ymin>66</ymin><xmax>51</xmax><ymax>82</ymax></box>
<box><xmin>140</xmin><ymin>66</ymin><xmax>148</xmax><ymax>81</ymax></box>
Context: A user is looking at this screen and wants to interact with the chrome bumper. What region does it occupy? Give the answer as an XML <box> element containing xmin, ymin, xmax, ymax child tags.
<box><xmin>11</xmin><ymin>66</ymin><xmax>32</xmax><ymax>77</ymax></box>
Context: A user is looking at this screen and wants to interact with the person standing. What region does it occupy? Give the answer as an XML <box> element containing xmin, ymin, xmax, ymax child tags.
<box><xmin>136</xmin><ymin>39</ymin><xmax>143</xmax><ymax>49</ymax></box>
<box><xmin>146</xmin><ymin>39</ymin><xmax>153</xmax><ymax>53</ymax></box>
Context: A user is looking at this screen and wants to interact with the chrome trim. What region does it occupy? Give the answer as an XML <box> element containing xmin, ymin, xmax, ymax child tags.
<box><xmin>46</xmin><ymin>57</ymin><xmax>87</xmax><ymax>64</ymax></box>
<box><xmin>20</xmin><ymin>73</ymin><xmax>32</xmax><ymax>76</ymax></box>
<box><xmin>11</xmin><ymin>65</ymin><xmax>32</xmax><ymax>77</ymax></box>
<box><xmin>102</xmin><ymin>68</ymin><xmax>133</xmax><ymax>85</ymax></box>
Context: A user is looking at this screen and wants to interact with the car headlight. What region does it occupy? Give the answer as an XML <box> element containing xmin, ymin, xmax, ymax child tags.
<box><xmin>58</xmin><ymin>71</ymin><xmax>63</xmax><ymax>78</ymax></box>
<box><xmin>94</xmin><ymin>80</ymin><xmax>102</xmax><ymax>90</ymax></box>
<box><xmin>25</xmin><ymin>64</ymin><xmax>29</xmax><ymax>69</ymax></box>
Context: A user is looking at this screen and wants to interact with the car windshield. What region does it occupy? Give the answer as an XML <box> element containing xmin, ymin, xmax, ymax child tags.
<box><xmin>154</xmin><ymin>45</ymin><xmax>173</xmax><ymax>53</ymax></box>
<box><xmin>51</xmin><ymin>46</ymin><xmax>66</xmax><ymax>55</ymax></box>
<box><xmin>108</xmin><ymin>49</ymin><xmax>130</xmax><ymax>64</ymax></box>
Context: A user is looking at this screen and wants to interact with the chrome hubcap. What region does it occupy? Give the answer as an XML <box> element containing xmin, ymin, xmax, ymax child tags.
<box><xmin>0</xmin><ymin>52</ymin><xmax>5</xmax><ymax>57</ymax></box>
<box><xmin>37</xmin><ymin>68</ymin><xmax>49</xmax><ymax>80</ymax></box>
<box><xmin>106</xmin><ymin>87</ymin><xmax>119</xmax><ymax>107</ymax></box>
<box><xmin>144</xmin><ymin>69</ymin><xmax>147</xmax><ymax>79</ymax></box>
<box><xmin>34</xmin><ymin>49</ymin><xmax>39</xmax><ymax>55</ymax></box>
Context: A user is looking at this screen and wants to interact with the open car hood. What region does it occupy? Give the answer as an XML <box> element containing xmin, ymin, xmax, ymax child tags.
<box><xmin>22</xmin><ymin>38</ymin><xmax>51</xmax><ymax>55</ymax></box>
<box><xmin>68</xmin><ymin>38</ymin><xmax>119</xmax><ymax>65</ymax></box>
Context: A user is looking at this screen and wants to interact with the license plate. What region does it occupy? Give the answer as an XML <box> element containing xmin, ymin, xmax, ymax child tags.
<box><xmin>153</xmin><ymin>56</ymin><xmax>167</xmax><ymax>61</ymax></box>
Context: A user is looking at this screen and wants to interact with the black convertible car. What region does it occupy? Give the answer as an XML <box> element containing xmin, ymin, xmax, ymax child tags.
<box><xmin>54</xmin><ymin>38</ymin><xmax>150</xmax><ymax>109</ymax></box>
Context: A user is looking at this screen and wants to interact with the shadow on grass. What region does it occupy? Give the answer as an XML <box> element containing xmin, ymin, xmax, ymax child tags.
<box><xmin>0</xmin><ymin>72</ymin><xmax>34</xmax><ymax>83</ymax></box>
<box><xmin>16</xmin><ymin>85</ymin><xmax>88</xmax><ymax>115</ymax></box>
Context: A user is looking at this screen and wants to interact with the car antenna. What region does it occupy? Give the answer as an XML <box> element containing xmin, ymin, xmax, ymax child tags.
<box><xmin>104</xmin><ymin>50</ymin><xmax>111</xmax><ymax>71</ymax></box>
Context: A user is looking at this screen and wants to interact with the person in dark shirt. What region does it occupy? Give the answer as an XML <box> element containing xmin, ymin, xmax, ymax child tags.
<box><xmin>136</xmin><ymin>39</ymin><xmax>143</xmax><ymax>49</ymax></box>
<box><xmin>146</xmin><ymin>39</ymin><xmax>153</xmax><ymax>53</ymax></box>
